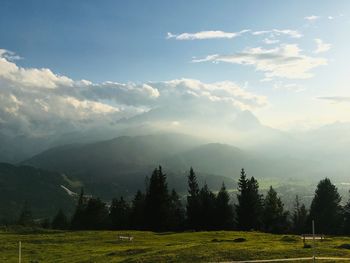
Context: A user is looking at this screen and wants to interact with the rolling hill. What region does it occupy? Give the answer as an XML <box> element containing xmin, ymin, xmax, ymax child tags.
<box><xmin>0</xmin><ymin>163</ymin><xmax>76</xmax><ymax>221</ymax></box>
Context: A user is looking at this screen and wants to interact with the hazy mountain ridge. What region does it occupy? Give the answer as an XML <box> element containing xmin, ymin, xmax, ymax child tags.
<box><xmin>0</xmin><ymin>163</ymin><xmax>76</xmax><ymax>220</ymax></box>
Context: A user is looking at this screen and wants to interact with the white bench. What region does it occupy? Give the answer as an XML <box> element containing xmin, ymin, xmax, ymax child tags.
<box><xmin>118</xmin><ymin>235</ymin><xmax>134</xmax><ymax>241</ymax></box>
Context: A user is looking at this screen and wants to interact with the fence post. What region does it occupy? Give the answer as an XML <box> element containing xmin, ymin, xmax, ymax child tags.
<box><xmin>19</xmin><ymin>241</ymin><xmax>21</xmax><ymax>263</ymax></box>
<box><xmin>312</xmin><ymin>220</ymin><xmax>315</xmax><ymax>263</ymax></box>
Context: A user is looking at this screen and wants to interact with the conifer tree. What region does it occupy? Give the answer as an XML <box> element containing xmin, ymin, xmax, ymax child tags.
<box><xmin>308</xmin><ymin>178</ymin><xmax>342</xmax><ymax>234</ymax></box>
<box><xmin>215</xmin><ymin>183</ymin><xmax>234</xmax><ymax>229</ymax></box>
<box><xmin>110</xmin><ymin>197</ymin><xmax>130</xmax><ymax>230</ymax></box>
<box><xmin>84</xmin><ymin>198</ymin><xmax>110</xmax><ymax>230</ymax></box>
<box><xmin>198</xmin><ymin>183</ymin><xmax>216</xmax><ymax>230</ymax></box>
<box><xmin>145</xmin><ymin>166</ymin><xmax>171</xmax><ymax>231</ymax></box>
<box><xmin>236</xmin><ymin>169</ymin><xmax>263</xmax><ymax>230</ymax></box>
<box><xmin>130</xmin><ymin>190</ymin><xmax>146</xmax><ymax>229</ymax></box>
<box><xmin>52</xmin><ymin>209</ymin><xmax>69</xmax><ymax>230</ymax></box>
<box><xmin>17</xmin><ymin>201</ymin><xmax>34</xmax><ymax>226</ymax></box>
<box><xmin>168</xmin><ymin>189</ymin><xmax>185</xmax><ymax>230</ymax></box>
<box><xmin>186</xmin><ymin>167</ymin><xmax>200</xmax><ymax>229</ymax></box>
<box><xmin>262</xmin><ymin>186</ymin><xmax>289</xmax><ymax>233</ymax></box>
<box><xmin>292</xmin><ymin>195</ymin><xmax>308</xmax><ymax>234</ymax></box>
<box><xmin>343</xmin><ymin>193</ymin><xmax>350</xmax><ymax>235</ymax></box>
<box><xmin>71</xmin><ymin>188</ymin><xmax>86</xmax><ymax>230</ymax></box>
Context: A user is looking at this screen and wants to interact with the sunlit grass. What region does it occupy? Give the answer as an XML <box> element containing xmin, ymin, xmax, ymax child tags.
<box><xmin>1</xmin><ymin>230</ymin><xmax>350</xmax><ymax>262</ymax></box>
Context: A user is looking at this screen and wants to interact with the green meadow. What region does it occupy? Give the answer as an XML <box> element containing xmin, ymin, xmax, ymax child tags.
<box><xmin>2</xmin><ymin>230</ymin><xmax>350</xmax><ymax>262</ymax></box>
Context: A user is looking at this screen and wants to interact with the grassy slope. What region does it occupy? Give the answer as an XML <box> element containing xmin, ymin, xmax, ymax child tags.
<box><xmin>2</xmin><ymin>230</ymin><xmax>350</xmax><ymax>262</ymax></box>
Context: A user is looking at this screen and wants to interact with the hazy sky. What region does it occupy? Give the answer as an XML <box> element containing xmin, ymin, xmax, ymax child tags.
<box><xmin>0</xmin><ymin>0</ymin><xmax>350</xmax><ymax>136</ymax></box>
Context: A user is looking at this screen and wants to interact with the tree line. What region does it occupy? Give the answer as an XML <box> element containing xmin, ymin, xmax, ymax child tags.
<box><xmin>14</xmin><ymin>167</ymin><xmax>350</xmax><ymax>235</ymax></box>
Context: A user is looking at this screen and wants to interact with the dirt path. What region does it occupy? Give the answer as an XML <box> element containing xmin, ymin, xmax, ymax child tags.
<box><xmin>221</xmin><ymin>256</ymin><xmax>350</xmax><ymax>262</ymax></box>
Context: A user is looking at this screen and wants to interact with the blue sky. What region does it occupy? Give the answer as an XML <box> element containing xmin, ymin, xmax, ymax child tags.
<box><xmin>0</xmin><ymin>0</ymin><xmax>350</xmax><ymax>133</ymax></box>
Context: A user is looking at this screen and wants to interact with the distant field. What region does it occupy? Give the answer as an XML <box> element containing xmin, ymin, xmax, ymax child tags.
<box><xmin>2</xmin><ymin>230</ymin><xmax>350</xmax><ymax>262</ymax></box>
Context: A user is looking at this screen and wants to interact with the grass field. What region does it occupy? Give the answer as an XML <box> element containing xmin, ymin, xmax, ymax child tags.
<box><xmin>2</xmin><ymin>230</ymin><xmax>350</xmax><ymax>262</ymax></box>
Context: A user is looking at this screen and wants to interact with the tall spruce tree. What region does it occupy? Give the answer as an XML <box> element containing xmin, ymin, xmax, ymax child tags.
<box><xmin>343</xmin><ymin>193</ymin><xmax>350</xmax><ymax>235</ymax></box>
<box><xmin>110</xmin><ymin>197</ymin><xmax>130</xmax><ymax>230</ymax></box>
<box><xmin>52</xmin><ymin>209</ymin><xmax>69</xmax><ymax>230</ymax></box>
<box><xmin>292</xmin><ymin>195</ymin><xmax>308</xmax><ymax>234</ymax></box>
<box><xmin>186</xmin><ymin>167</ymin><xmax>200</xmax><ymax>230</ymax></box>
<box><xmin>71</xmin><ymin>188</ymin><xmax>86</xmax><ymax>230</ymax></box>
<box><xmin>130</xmin><ymin>190</ymin><xmax>146</xmax><ymax>229</ymax></box>
<box><xmin>198</xmin><ymin>183</ymin><xmax>216</xmax><ymax>230</ymax></box>
<box><xmin>308</xmin><ymin>178</ymin><xmax>342</xmax><ymax>234</ymax></box>
<box><xmin>145</xmin><ymin>166</ymin><xmax>171</xmax><ymax>231</ymax></box>
<box><xmin>18</xmin><ymin>202</ymin><xmax>34</xmax><ymax>226</ymax></box>
<box><xmin>262</xmin><ymin>186</ymin><xmax>289</xmax><ymax>233</ymax></box>
<box><xmin>84</xmin><ymin>198</ymin><xmax>110</xmax><ymax>230</ymax></box>
<box><xmin>215</xmin><ymin>183</ymin><xmax>234</xmax><ymax>229</ymax></box>
<box><xmin>236</xmin><ymin>169</ymin><xmax>263</xmax><ymax>230</ymax></box>
<box><xmin>168</xmin><ymin>189</ymin><xmax>185</xmax><ymax>230</ymax></box>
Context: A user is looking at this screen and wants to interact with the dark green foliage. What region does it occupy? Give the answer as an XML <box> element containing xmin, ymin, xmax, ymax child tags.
<box><xmin>110</xmin><ymin>197</ymin><xmax>130</xmax><ymax>230</ymax></box>
<box><xmin>70</xmin><ymin>189</ymin><xmax>86</xmax><ymax>230</ymax></box>
<box><xmin>198</xmin><ymin>183</ymin><xmax>217</xmax><ymax>230</ymax></box>
<box><xmin>292</xmin><ymin>195</ymin><xmax>308</xmax><ymax>234</ymax></box>
<box><xmin>186</xmin><ymin>167</ymin><xmax>200</xmax><ymax>230</ymax></box>
<box><xmin>236</xmin><ymin>169</ymin><xmax>263</xmax><ymax>231</ymax></box>
<box><xmin>17</xmin><ymin>202</ymin><xmax>34</xmax><ymax>226</ymax></box>
<box><xmin>168</xmin><ymin>189</ymin><xmax>185</xmax><ymax>230</ymax></box>
<box><xmin>145</xmin><ymin>166</ymin><xmax>171</xmax><ymax>231</ymax></box>
<box><xmin>308</xmin><ymin>178</ymin><xmax>342</xmax><ymax>234</ymax></box>
<box><xmin>215</xmin><ymin>183</ymin><xmax>234</xmax><ymax>229</ymax></box>
<box><xmin>0</xmin><ymin>163</ymin><xmax>75</xmax><ymax>221</ymax></box>
<box><xmin>343</xmin><ymin>193</ymin><xmax>350</xmax><ymax>234</ymax></box>
<box><xmin>262</xmin><ymin>186</ymin><xmax>289</xmax><ymax>233</ymax></box>
<box><xmin>52</xmin><ymin>209</ymin><xmax>69</xmax><ymax>230</ymax></box>
<box><xmin>130</xmin><ymin>190</ymin><xmax>146</xmax><ymax>230</ymax></box>
<box><xmin>84</xmin><ymin>198</ymin><xmax>110</xmax><ymax>230</ymax></box>
<box><xmin>40</xmin><ymin>218</ymin><xmax>51</xmax><ymax>229</ymax></box>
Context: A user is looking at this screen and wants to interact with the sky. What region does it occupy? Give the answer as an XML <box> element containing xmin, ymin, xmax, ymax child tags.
<box><xmin>0</xmin><ymin>0</ymin><xmax>350</xmax><ymax>137</ymax></box>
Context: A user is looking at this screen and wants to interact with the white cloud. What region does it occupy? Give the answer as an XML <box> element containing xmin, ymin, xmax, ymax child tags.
<box><xmin>263</xmin><ymin>38</ymin><xmax>280</xmax><ymax>45</ymax></box>
<box><xmin>252</xmin><ymin>29</ymin><xmax>302</xmax><ymax>38</ymax></box>
<box><xmin>166</xmin><ymin>30</ymin><xmax>250</xmax><ymax>40</ymax></box>
<box><xmin>317</xmin><ymin>96</ymin><xmax>350</xmax><ymax>103</ymax></box>
<box><xmin>304</xmin><ymin>15</ymin><xmax>320</xmax><ymax>21</ymax></box>
<box><xmin>0</xmin><ymin>49</ymin><xmax>267</xmax><ymax>137</ymax></box>
<box><xmin>167</xmin><ymin>28</ymin><xmax>302</xmax><ymax>41</ymax></box>
<box><xmin>193</xmin><ymin>44</ymin><xmax>327</xmax><ymax>79</ymax></box>
<box><xmin>273</xmin><ymin>82</ymin><xmax>305</xmax><ymax>92</ymax></box>
<box><xmin>314</xmin><ymin>39</ymin><xmax>331</xmax><ymax>53</ymax></box>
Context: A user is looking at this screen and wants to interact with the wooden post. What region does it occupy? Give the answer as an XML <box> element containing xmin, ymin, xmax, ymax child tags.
<box><xmin>18</xmin><ymin>241</ymin><xmax>21</xmax><ymax>263</ymax></box>
<box><xmin>312</xmin><ymin>220</ymin><xmax>315</xmax><ymax>263</ymax></box>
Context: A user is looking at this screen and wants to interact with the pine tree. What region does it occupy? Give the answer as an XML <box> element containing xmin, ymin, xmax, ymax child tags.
<box><xmin>145</xmin><ymin>166</ymin><xmax>171</xmax><ymax>231</ymax></box>
<box><xmin>262</xmin><ymin>186</ymin><xmax>289</xmax><ymax>233</ymax></box>
<box><xmin>309</xmin><ymin>178</ymin><xmax>342</xmax><ymax>234</ymax></box>
<box><xmin>247</xmin><ymin>176</ymin><xmax>263</xmax><ymax>230</ymax></box>
<box><xmin>130</xmin><ymin>190</ymin><xmax>146</xmax><ymax>229</ymax></box>
<box><xmin>236</xmin><ymin>169</ymin><xmax>263</xmax><ymax>230</ymax></box>
<box><xmin>198</xmin><ymin>183</ymin><xmax>216</xmax><ymax>230</ymax></box>
<box><xmin>236</xmin><ymin>168</ymin><xmax>249</xmax><ymax>230</ymax></box>
<box><xmin>71</xmin><ymin>188</ymin><xmax>86</xmax><ymax>230</ymax></box>
<box><xmin>168</xmin><ymin>189</ymin><xmax>185</xmax><ymax>230</ymax></box>
<box><xmin>343</xmin><ymin>193</ymin><xmax>350</xmax><ymax>234</ymax></box>
<box><xmin>52</xmin><ymin>209</ymin><xmax>69</xmax><ymax>230</ymax></box>
<box><xmin>186</xmin><ymin>167</ymin><xmax>200</xmax><ymax>230</ymax></box>
<box><xmin>84</xmin><ymin>198</ymin><xmax>110</xmax><ymax>230</ymax></box>
<box><xmin>215</xmin><ymin>183</ymin><xmax>234</xmax><ymax>229</ymax></box>
<box><xmin>292</xmin><ymin>195</ymin><xmax>308</xmax><ymax>234</ymax></box>
<box><xmin>18</xmin><ymin>202</ymin><xmax>34</xmax><ymax>226</ymax></box>
<box><xmin>110</xmin><ymin>197</ymin><xmax>130</xmax><ymax>230</ymax></box>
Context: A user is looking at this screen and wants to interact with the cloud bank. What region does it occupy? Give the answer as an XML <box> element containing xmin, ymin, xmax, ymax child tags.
<box><xmin>193</xmin><ymin>44</ymin><xmax>327</xmax><ymax>80</ymax></box>
<box><xmin>166</xmin><ymin>30</ymin><xmax>250</xmax><ymax>40</ymax></box>
<box><xmin>0</xmin><ymin>49</ymin><xmax>267</xmax><ymax>137</ymax></box>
